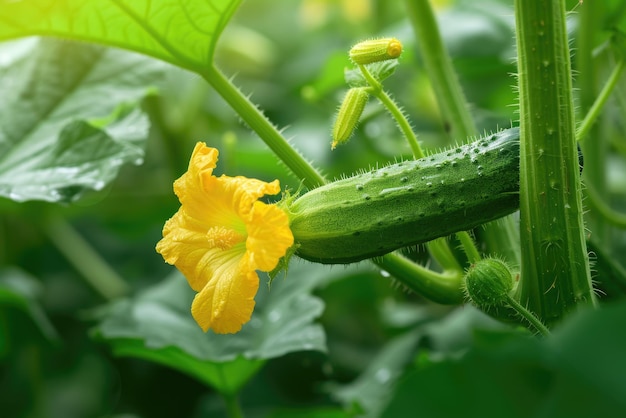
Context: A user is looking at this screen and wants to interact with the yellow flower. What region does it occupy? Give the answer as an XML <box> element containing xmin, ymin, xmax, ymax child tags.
<box><xmin>156</xmin><ymin>143</ymin><xmax>294</xmax><ymax>334</ymax></box>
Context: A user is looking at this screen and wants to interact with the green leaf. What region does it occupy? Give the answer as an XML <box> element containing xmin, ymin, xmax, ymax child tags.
<box><xmin>0</xmin><ymin>267</ymin><xmax>59</xmax><ymax>344</ymax></box>
<box><xmin>0</xmin><ymin>38</ymin><xmax>164</xmax><ymax>203</ymax></box>
<box><xmin>329</xmin><ymin>330</ymin><xmax>421</xmax><ymax>418</ymax></box>
<box><xmin>105</xmin><ymin>338</ymin><xmax>264</xmax><ymax>396</ymax></box>
<box><xmin>381</xmin><ymin>303</ymin><xmax>626</xmax><ymax>418</ymax></box>
<box><xmin>93</xmin><ymin>262</ymin><xmax>369</xmax><ymax>393</ymax></box>
<box><xmin>0</xmin><ymin>0</ymin><xmax>242</xmax><ymax>70</ymax></box>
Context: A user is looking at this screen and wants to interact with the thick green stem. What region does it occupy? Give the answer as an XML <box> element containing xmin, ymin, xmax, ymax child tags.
<box><xmin>202</xmin><ymin>65</ymin><xmax>327</xmax><ymax>189</ymax></box>
<box><xmin>515</xmin><ymin>0</ymin><xmax>595</xmax><ymax>326</ymax></box>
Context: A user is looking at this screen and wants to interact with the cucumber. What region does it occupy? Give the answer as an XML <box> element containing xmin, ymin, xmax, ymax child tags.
<box><xmin>288</xmin><ymin>128</ymin><xmax>520</xmax><ymax>264</ymax></box>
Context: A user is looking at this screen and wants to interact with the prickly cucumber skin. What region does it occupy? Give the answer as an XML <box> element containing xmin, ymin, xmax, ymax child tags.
<box><xmin>289</xmin><ymin>128</ymin><xmax>520</xmax><ymax>264</ymax></box>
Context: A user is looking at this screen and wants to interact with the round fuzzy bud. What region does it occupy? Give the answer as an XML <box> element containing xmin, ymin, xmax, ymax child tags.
<box><xmin>464</xmin><ymin>258</ymin><xmax>514</xmax><ymax>309</ymax></box>
<box><xmin>332</xmin><ymin>87</ymin><xmax>369</xmax><ymax>149</ymax></box>
<box><xmin>349</xmin><ymin>38</ymin><xmax>403</xmax><ymax>65</ymax></box>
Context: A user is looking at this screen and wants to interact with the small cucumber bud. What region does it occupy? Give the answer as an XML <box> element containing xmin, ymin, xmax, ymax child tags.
<box><xmin>464</xmin><ymin>258</ymin><xmax>514</xmax><ymax>309</ymax></box>
<box><xmin>349</xmin><ymin>38</ymin><xmax>403</xmax><ymax>65</ymax></box>
<box><xmin>332</xmin><ymin>87</ymin><xmax>369</xmax><ymax>149</ymax></box>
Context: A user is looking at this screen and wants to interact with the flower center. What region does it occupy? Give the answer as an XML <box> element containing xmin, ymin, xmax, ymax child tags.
<box><xmin>206</xmin><ymin>226</ymin><xmax>245</xmax><ymax>250</ymax></box>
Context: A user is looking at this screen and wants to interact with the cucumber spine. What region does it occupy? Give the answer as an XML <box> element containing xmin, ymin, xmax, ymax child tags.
<box><xmin>288</xmin><ymin>128</ymin><xmax>520</xmax><ymax>264</ymax></box>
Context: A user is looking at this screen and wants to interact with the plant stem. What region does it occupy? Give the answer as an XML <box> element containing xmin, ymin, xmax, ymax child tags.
<box><xmin>577</xmin><ymin>59</ymin><xmax>624</xmax><ymax>143</ymax></box>
<box><xmin>202</xmin><ymin>65</ymin><xmax>327</xmax><ymax>189</ymax></box>
<box><xmin>456</xmin><ymin>232</ymin><xmax>481</xmax><ymax>264</ymax></box>
<box><xmin>375</xmin><ymin>253</ymin><xmax>464</xmax><ymax>304</ymax></box>
<box><xmin>223</xmin><ymin>393</ymin><xmax>244</xmax><ymax>418</ymax></box>
<box><xmin>506</xmin><ymin>295</ymin><xmax>550</xmax><ymax>336</ymax></box>
<box><xmin>358</xmin><ymin>64</ymin><xmax>424</xmax><ymax>158</ymax></box>
<box><xmin>576</xmin><ymin>0</ymin><xmax>610</xmax><ymax>244</ymax></box>
<box><xmin>482</xmin><ymin>218</ymin><xmax>521</xmax><ymax>268</ymax></box>
<box><xmin>515</xmin><ymin>0</ymin><xmax>595</xmax><ymax>326</ymax></box>
<box><xmin>42</xmin><ymin>214</ymin><xmax>129</xmax><ymax>300</ymax></box>
<box><xmin>583</xmin><ymin>182</ymin><xmax>626</xmax><ymax>228</ymax></box>
<box><xmin>428</xmin><ymin>237</ymin><xmax>463</xmax><ymax>274</ymax></box>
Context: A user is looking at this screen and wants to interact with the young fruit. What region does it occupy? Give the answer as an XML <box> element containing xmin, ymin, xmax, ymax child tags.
<box><xmin>288</xmin><ymin>128</ymin><xmax>520</xmax><ymax>264</ymax></box>
<box><xmin>349</xmin><ymin>38</ymin><xmax>403</xmax><ymax>65</ymax></box>
<box><xmin>332</xmin><ymin>87</ymin><xmax>370</xmax><ymax>149</ymax></box>
<box><xmin>464</xmin><ymin>258</ymin><xmax>514</xmax><ymax>309</ymax></box>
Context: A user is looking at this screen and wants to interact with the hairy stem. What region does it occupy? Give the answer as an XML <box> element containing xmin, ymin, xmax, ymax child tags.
<box><xmin>203</xmin><ymin>65</ymin><xmax>327</xmax><ymax>189</ymax></box>
<box><xmin>506</xmin><ymin>295</ymin><xmax>550</xmax><ymax>336</ymax></box>
<box><xmin>359</xmin><ymin>64</ymin><xmax>424</xmax><ymax>158</ymax></box>
<box><xmin>515</xmin><ymin>0</ymin><xmax>595</xmax><ymax>326</ymax></box>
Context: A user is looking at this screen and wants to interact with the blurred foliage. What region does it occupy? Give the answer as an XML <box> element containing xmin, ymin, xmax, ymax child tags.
<box><xmin>0</xmin><ymin>0</ymin><xmax>625</xmax><ymax>417</ymax></box>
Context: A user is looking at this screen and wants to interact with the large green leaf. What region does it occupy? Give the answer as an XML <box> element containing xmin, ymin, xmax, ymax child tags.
<box><xmin>381</xmin><ymin>303</ymin><xmax>626</xmax><ymax>418</ymax></box>
<box><xmin>0</xmin><ymin>0</ymin><xmax>242</xmax><ymax>70</ymax></box>
<box><xmin>92</xmin><ymin>262</ymin><xmax>372</xmax><ymax>393</ymax></box>
<box><xmin>0</xmin><ymin>38</ymin><xmax>164</xmax><ymax>202</ymax></box>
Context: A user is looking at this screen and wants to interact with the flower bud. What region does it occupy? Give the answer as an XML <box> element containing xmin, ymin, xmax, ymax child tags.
<box><xmin>464</xmin><ymin>258</ymin><xmax>514</xmax><ymax>309</ymax></box>
<box><xmin>332</xmin><ymin>87</ymin><xmax>369</xmax><ymax>149</ymax></box>
<box><xmin>349</xmin><ymin>38</ymin><xmax>403</xmax><ymax>65</ymax></box>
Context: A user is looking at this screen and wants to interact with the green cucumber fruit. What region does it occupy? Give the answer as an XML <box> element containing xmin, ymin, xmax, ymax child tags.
<box><xmin>288</xmin><ymin>127</ymin><xmax>520</xmax><ymax>264</ymax></box>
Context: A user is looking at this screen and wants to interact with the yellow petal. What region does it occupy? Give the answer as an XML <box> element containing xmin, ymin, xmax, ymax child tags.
<box><xmin>156</xmin><ymin>208</ymin><xmax>245</xmax><ymax>292</ymax></box>
<box><xmin>191</xmin><ymin>259</ymin><xmax>259</xmax><ymax>334</ymax></box>
<box><xmin>156</xmin><ymin>142</ymin><xmax>295</xmax><ymax>334</ymax></box>
<box><xmin>174</xmin><ymin>143</ymin><xmax>218</xmax><ymax>204</ymax></box>
<box><xmin>247</xmin><ymin>201</ymin><xmax>294</xmax><ymax>271</ymax></box>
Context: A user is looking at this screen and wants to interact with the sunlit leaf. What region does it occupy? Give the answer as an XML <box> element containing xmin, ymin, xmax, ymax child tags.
<box><xmin>0</xmin><ymin>0</ymin><xmax>242</xmax><ymax>70</ymax></box>
<box><xmin>0</xmin><ymin>38</ymin><xmax>164</xmax><ymax>202</ymax></box>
